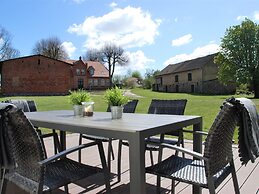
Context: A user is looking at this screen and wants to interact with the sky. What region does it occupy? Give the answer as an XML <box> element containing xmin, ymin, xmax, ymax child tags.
<box><xmin>1</xmin><ymin>0</ymin><xmax>259</xmax><ymax>76</ymax></box>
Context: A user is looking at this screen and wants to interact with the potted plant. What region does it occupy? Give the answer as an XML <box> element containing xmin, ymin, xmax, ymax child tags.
<box><xmin>69</xmin><ymin>89</ymin><xmax>92</xmax><ymax>116</ymax></box>
<box><xmin>104</xmin><ymin>87</ymin><xmax>129</xmax><ymax>119</ymax></box>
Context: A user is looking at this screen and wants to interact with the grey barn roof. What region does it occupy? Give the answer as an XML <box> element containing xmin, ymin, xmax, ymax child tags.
<box><xmin>157</xmin><ymin>53</ymin><xmax>218</xmax><ymax>76</ymax></box>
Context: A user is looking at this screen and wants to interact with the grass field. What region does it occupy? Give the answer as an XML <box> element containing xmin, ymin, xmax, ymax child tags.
<box><xmin>1</xmin><ymin>88</ymin><xmax>258</xmax><ymax>142</ymax></box>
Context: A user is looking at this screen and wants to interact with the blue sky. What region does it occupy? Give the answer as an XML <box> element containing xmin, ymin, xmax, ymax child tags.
<box><xmin>1</xmin><ymin>0</ymin><xmax>259</xmax><ymax>75</ymax></box>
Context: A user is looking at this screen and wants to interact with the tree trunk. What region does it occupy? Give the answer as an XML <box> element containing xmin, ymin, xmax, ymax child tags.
<box><xmin>108</xmin><ymin>63</ymin><xmax>112</xmax><ymax>88</ymax></box>
<box><xmin>254</xmin><ymin>82</ymin><xmax>259</xmax><ymax>98</ymax></box>
<box><xmin>253</xmin><ymin>77</ymin><xmax>259</xmax><ymax>98</ymax></box>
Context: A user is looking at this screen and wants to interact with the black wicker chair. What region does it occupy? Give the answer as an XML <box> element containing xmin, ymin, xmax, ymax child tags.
<box><xmin>4</xmin><ymin>99</ymin><xmax>61</xmax><ymax>156</ymax></box>
<box><xmin>146</xmin><ymin>101</ymin><xmax>240</xmax><ymax>194</ymax></box>
<box><xmin>78</xmin><ymin>100</ymin><xmax>139</xmax><ymax>174</ymax></box>
<box><xmin>0</xmin><ymin>104</ymin><xmax>111</xmax><ymax>194</ymax></box>
<box><xmin>146</xmin><ymin>99</ymin><xmax>187</xmax><ymax>158</ymax></box>
<box><xmin>117</xmin><ymin>99</ymin><xmax>187</xmax><ymax>182</ymax></box>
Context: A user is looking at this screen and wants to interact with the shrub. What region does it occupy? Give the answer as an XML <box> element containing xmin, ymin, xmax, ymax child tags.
<box><xmin>104</xmin><ymin>87</ymin><xmax>129</xmax><ymax>106</ymax></box>
<box><xmin>69</xmin><ymin>89</ymin><xmax>92</xmax><ymax>105</ymax></box>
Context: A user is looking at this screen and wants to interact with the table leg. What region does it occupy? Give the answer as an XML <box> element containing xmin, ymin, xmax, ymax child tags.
<box><xmin>128</xmin><ymin>134</ymin><xmax>146</xmax><ymax>194</ymax></box>
<box><xmin>59</xmin><ymin>130</ymin><xmax>66</xmax><ymax>151</ymax></box>
<box><xmin>193</xmin><ymin>121</ymin><xmax>203</xmax><ymax>194</ymax></box>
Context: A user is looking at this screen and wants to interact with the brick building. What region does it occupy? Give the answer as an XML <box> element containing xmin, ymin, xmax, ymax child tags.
<box><xmin>0</xmin><ymin>55</ymin><xmax>109</xmax><ymax>96</ymax></box>
<box><xmin>153</xmin><ymin>53</ymin><xmax>236</xmax><ymax>95</ymax></box>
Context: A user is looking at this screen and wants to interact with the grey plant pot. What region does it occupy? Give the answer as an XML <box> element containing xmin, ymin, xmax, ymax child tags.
<box><xmin>73</xmin><ymin>105</ymin><xmax>83</xmax><ymax>116</ymax></box>
<box><xmin>110</xmin><ymin>106</ymin><xmax>123</xmax><ymax>119</ymax></box>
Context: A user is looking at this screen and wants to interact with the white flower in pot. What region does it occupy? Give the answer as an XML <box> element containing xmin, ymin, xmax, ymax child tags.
<box><xmin>69</xmin><ymin>89</ymin><xmax>92</xmax><ymax>116</ymax></box>
<box><xmin>104</xmin><ymin>87</ymin><xmax>129</xmax><ymax>119</ymax></box>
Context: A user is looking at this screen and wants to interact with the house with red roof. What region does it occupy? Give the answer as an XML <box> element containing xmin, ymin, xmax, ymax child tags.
<box><xmin>0</xmin><ymin>55</ymin><xmax>109</xmax><ymax>95</ymax></box>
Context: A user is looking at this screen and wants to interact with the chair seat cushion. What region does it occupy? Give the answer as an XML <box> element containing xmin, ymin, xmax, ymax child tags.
<box><xmin>6</xmin><ymin>158</ymin><xmax>103</xmax><ymax>193</ymax></box>
<box><xmin>146</xmin><ymin>155</ymin><xmax>232</xmax><ymax>188</ymax></box>
<box><xmin>44</xmin><ymin>158</ymin><xmax>102</xmax><ymax>191</ymax></box>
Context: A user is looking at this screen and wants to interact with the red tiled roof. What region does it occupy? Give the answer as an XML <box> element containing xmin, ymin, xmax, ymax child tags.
<box><xmin>63</xmin><ymin>59</ymin><xmax>77</xmax><ymax>64</ymax></box>
<box><xmin>86</xmin><ymin>61</ymin><xmax>109</xmax><ymax>77</ymax></box>
<box><xmin>62</xmin><ymin>59</ymin><xmax>109</xmax><ymax>78</ymax></box>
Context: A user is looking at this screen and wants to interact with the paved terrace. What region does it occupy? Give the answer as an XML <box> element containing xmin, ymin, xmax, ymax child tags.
<box><xmin>6</xmin><ymin>134</ymin><xmax>259</xmax><ymax>194</ymax></box>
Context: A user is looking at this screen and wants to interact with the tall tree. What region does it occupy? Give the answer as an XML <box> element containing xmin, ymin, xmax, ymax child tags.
<box><xmin>131</xmin><ymin>70</ymin><xmax>142</xmax><ymax>80</ymax></box>
<box><xmin>86</xmin><ymin>43</ymin><xmax>129</xmax><ymax>87</ymax></box>
<box><xmin>143</xmin><ymin>69</ymin><xmax>160</xmax><ymax>89</ymax></box>
<box><xmin>32</xmin><ymin>36</ymin><xmax>68</xmax><ymax>60</ymax></box>
<box><xmin>83</xmin><ymin>48</ymin><xmax>100</xmax><ymax>61</ymax></box>
<box><xmin>101</xmin><ymin>43</ymin><xmax>129</xmax><ymax>87</ymax></box>
<box><xmin>0</xmin><ymin>27</ymin><xmax>20</xmax><ymax>61</ymax></box>
<box><xmin>215</xmin><ymin>19</ymin><xmax>259</xmax><ymax>98</ymax></box>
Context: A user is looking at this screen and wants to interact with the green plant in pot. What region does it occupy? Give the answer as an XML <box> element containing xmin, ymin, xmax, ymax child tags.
<box><xmin>104</xmin><ymin>87</ymin><xmax>129</xmax><ymax>119</ymax></box>
<box><xmin>69</xmin><ymin>89</ymin><xmax>92</xmax><ymax>116</ymax></box>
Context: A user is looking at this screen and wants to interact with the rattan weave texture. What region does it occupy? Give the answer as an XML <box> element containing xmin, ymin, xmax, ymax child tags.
<box><xmin>146</xmin><ymin>101</ymin><xmax>240</xmax><ymax>193</ymax></box>
<box><xmin>1</xmin><ymin>106</ymin><xmax>109</xmax><ymax>194</ymax></box>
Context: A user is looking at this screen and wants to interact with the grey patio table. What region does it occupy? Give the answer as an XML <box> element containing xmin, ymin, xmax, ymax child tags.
<box><xmin>25</xmin><ymin>110</ymin><xmax>202</xmax><ymax>194</ymax></box>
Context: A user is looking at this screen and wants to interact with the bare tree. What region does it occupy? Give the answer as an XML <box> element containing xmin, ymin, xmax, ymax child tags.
<box><xmin>0</xmin><ymin>27</ymin><xmax>20</xmax><ymax>61</ymax></box>
<box><xmin>32</xmin><ymin>36</ymin><xmax>68</xmax><ymax>60</ymax></box>
<box><xmin>83</xmin><ymin>48</ymin><xmax>100</xmax><ymax>61</ymax></box>
<box><xmin>85</xmin><ymin>43</ymin><xmax>129</xmax><ymax>87</ymax></box>
<box><xmin>102</xmin><ymin>43</ymin><xmax>130</xmax><ymax>87</ymax></box>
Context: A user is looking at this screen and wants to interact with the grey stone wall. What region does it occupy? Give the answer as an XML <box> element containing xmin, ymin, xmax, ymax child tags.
<box><xmin>201</xmin><ymin>79</ymin><xmax>236</xmax><ymax>94</ymax></box>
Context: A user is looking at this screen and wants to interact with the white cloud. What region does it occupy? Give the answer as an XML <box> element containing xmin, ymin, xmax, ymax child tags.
<box><xmin>62</xmin><ymin>41</ymin><xmax>76</xmax><ymax>58</ymax></box>
<box><xmin>171</xmin><ymin>34</ymin><xmax>192</xmax><ymax>47</ymax></box>
<box><xmin>114</xmin><ymin>50</ymin><xmax>155</xmax><ymax>75</ymax></box>
<box><xmin>237</xmin><ymin>11</ymin><xmax>259</xmax><ymax>22</ymax></box>
<box><xmin>68</xmin><ymin>6</ymin><xmax>161</xmax><ymax>49</ymax></box>
<box><xmin>254</xmin><ymin>11</ymin><xmax>259</xmax><ymax>21</ymax></box>
<box><xmin>164</xmin><ymin>43</ymin><xmax>219</xmax><ymax>65</ymax></box>
<box><xmin>109</xmin><ymin>2</ymin><xmax>117</xmax><ymax>8</ymax></box>
<box><xmin>236</xmin><ymin>15</ymin><xmax>247</xmax><ymax>21</ymax></box>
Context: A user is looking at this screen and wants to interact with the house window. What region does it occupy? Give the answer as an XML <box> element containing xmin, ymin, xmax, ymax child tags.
<box><xmin>188</xmin><ymin>73</ymin><xmax>192</xmax><ymax>81</ymax></box>
<box><xmin>175</xmin><ymin>75</ymin><xmax>179</xmax><ymax>82</ymax></box>
<box><xmin>81</xmin><ymin>69</ymin><xmax>86</xmax><ymax>75</ymax></box>
<box><xmin>78</xmin><ymin>78</ymin><xmax>84</xmax><ymax>89</ymax></box>
<box><xmin>94</xmin><ymin>79</ymin><xmax>98</xmax><ymax>86</ymax></box>
<box><xmin>101</xmin><ymin>79</ymin><xmax>105</xmax><ymax>86</ymax></box>
<box><xmin>89</xmin><ymin>67</ymin><xmax>95</xmax><ymax>77</ymax></box>
<box><xmin>88</xmin><ymin>79</ymin><xmax>93</xmax><ymax>86</ymax></box>
<box><xmin>106</xmin><ymin>79</ymin><xmax>110</xmax><ymax>86</ymax></box>
<box><xmin>76</xmin><ymin>69</ymin><xmax>80</xmax><ymax>76</ymax></box>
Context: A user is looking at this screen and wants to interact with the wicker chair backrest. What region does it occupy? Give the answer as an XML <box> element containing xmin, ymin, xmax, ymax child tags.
<box><xmin>107</xmin><ymin>99</ymin><xmax>139</xmax><ymax>113</ymax></box>
<box><xmin>148</xmin><ymin>99</ymin><xmax>187</xmax><ymax>115</ymax></box>
<box><xmin>27</xmin><ymin>100</ymin><xmax>38</xmax><ymax>112</ymax></box>
<box><xmin>3</xmin><ymin>106</ymin><xmax>45</xmax><ymax>184</ymax></box>
<box><xmin>204</xmin><ymin>102</ymin><xmax>239</xmax><ymax>176</ymax></box>
<box><xmin>4</xmin><ymin>99</ymin><xmax>38</xmax><ymax>113</ymax></box>
<box><xmin>148</xmin><ymin>99</ymin><xmax>187</xmax><ymax>136</ymax></box>
<box><xmin>4</xmin><ymin>99</ymin><xmax>30</xmax><ymax>112</ymax></box>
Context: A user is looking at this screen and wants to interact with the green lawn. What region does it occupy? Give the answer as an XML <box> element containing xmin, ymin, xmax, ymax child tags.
<box><xmin>1</xmin><ymin>88</ymin><xmax>258</xmax><ymax>142</ymax></box>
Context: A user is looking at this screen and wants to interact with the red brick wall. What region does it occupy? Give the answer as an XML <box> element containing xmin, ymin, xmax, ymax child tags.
<box><xmin>71</xmin><ymin>59</ymin><xmax>88</xmax><ymax>89</ymax></box>
<box><xmin>1</xmin><ymin>55</ymin><xmax>73</xmax><ymax>95</ymax></box>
